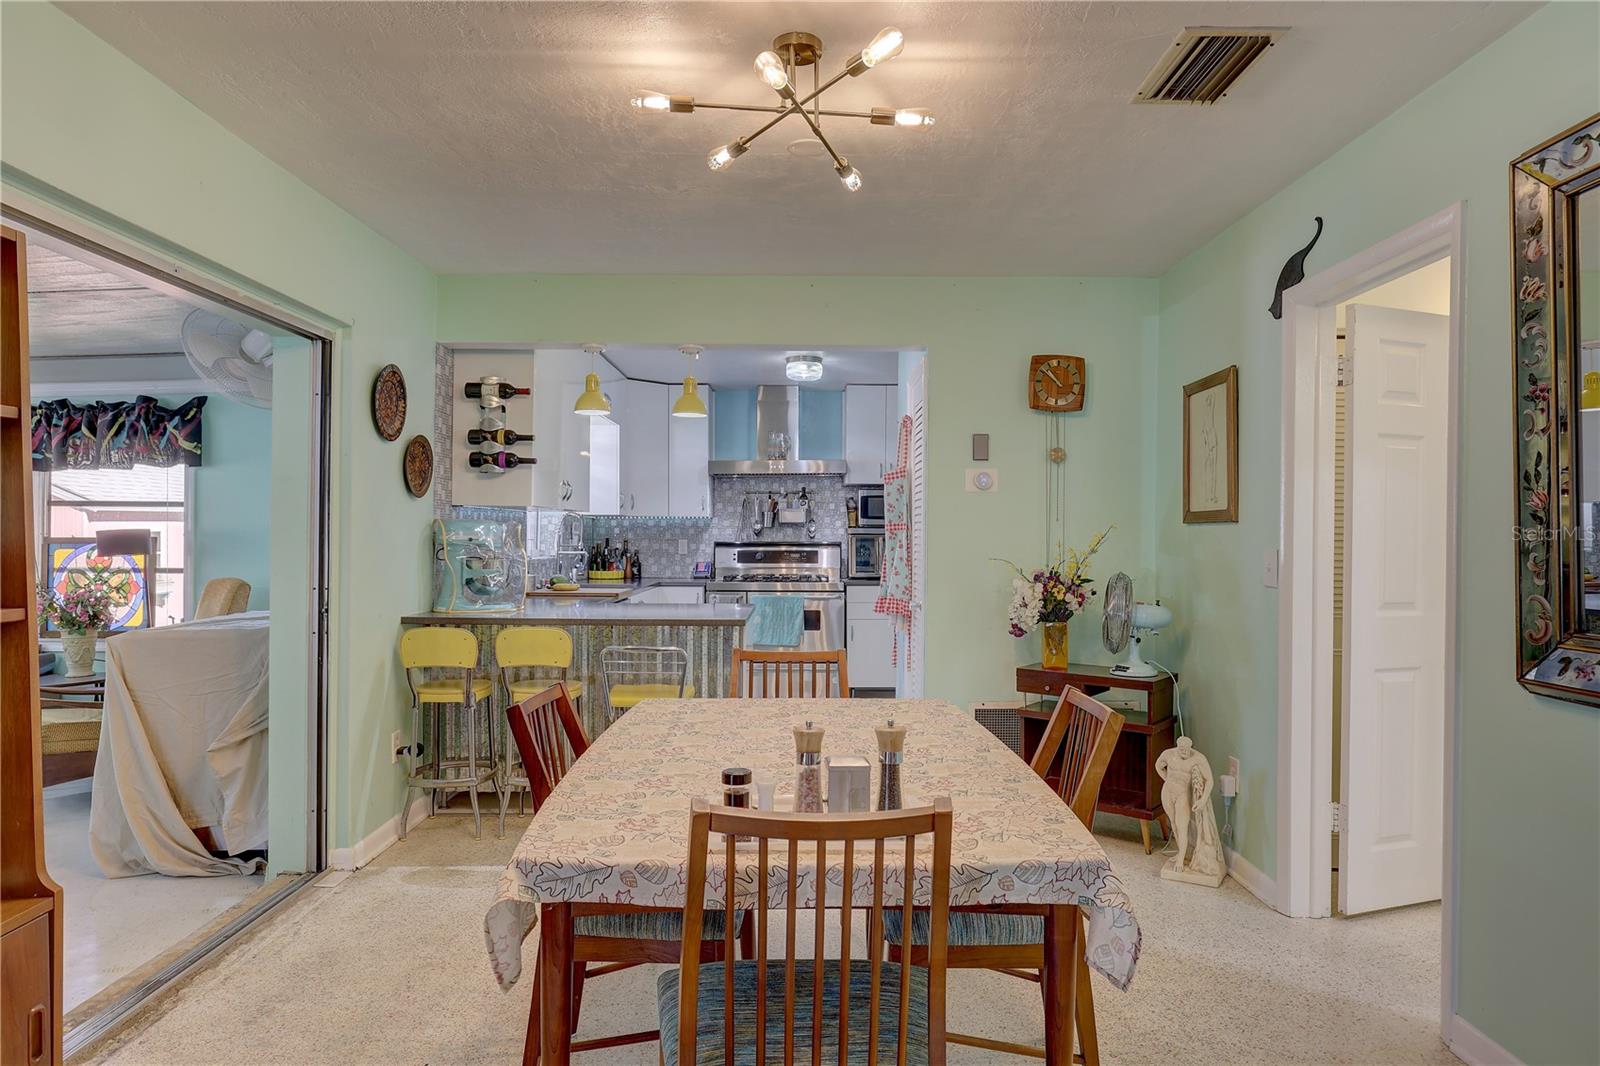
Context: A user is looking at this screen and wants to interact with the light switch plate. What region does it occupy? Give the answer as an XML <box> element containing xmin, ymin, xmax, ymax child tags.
<box><xmin>965</xmin><ymin>468</ymin><xmax>999</xmax><ymax>493</ymax></box>
<box><xmin>1227</xmin><ymin>755</ymin><xmax>1241</xmax><ymax>779</ymax></box>
<box><xmin>1263</xmin><ymin>549</ymin><xmax>1280</xmax><ymax>588</ymax></box>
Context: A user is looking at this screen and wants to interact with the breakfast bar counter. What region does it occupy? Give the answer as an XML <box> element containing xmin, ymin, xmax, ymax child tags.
<box><xmin>399</xmin><ymin>602</ymin><xmax>748</xmax><ymax>736</ymax></box>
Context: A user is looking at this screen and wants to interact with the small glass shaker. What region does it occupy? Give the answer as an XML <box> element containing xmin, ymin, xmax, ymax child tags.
<box><xmin>793</xmin><ymin>720</ymin><xmax>824</xmax><ymax>814</ymax></box>
<box><xmin>876</xmin><ymin>718</ymin><xmax>906</xmax><ymax>811</ymax></box>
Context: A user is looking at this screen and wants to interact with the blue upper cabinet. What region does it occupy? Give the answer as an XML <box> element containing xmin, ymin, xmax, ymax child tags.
<box><xmin>711</xmin><ymin>387</ymin><xmax>756</xmax><ymax>460</ymax></box>
<box><xmin>799</xmin><ymin>388</ymin><xmax>845</xmax><ymax>460</ymax></box>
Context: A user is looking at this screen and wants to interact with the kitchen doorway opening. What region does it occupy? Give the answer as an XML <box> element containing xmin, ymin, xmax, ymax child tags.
<box><xmin>2</xmin><ymin>201</ymin><xmax>332</xmax><ymax>1058</ymax></box>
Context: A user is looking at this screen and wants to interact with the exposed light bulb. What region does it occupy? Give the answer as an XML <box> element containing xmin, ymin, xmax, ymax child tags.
<box><xmin>894</xmin><ymin>108</ymin><xmax>934</xmax><ymax>128</ymax></box>
<box><xmin>707</xmin><ymin>141</ymin><xmax>748</xmax><ymax>171</ymax></box>
<box><xmin>861</xmin><ymin>27</ymin><xmax>905</xmax><ymax>68</ymax></box>
<box><xmin>836</xmin><ymin>163</ymin><xmax>863</xmax><ymax>192</ymax></box>
<box><xmin>630</xmin><ymin>90</ymin><xmax>671</xmax><ymax>112</ymax></box>
<box><xmin>753</xmin><ymin>50</ymin><xmax>792</xmax><ymax>94</ymax></box>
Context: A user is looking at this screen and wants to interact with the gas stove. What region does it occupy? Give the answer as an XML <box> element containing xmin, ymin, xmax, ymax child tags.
<box><xmin>707</xmin><ymin>543</ymin><xmax>844</xmax><ymax>594</ymax></box>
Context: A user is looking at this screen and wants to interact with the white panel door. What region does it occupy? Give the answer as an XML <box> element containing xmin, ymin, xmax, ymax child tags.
<box><xmin>618</xmin><ymin>381</ymin><xmax>670</xmax><ymax>515</ymax></box>
<box><xmin>1340</xmin><ymin>305</ymin><xmax>1448</xmax><ymax>915</ymax></box>
<box><xmin>668</xmin><ymin>385</ymin><xmax>712</xmax><ymax>516</ymax></box>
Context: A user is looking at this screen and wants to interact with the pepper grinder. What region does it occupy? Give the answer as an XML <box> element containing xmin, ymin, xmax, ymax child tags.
<box><xmin>876</xmin><ymin>717</ymin><xmax>906</xmax><ymax>811</ymax></box>
<box><xmin>794</xmin><ymin>720</ymin><xmax>824</xmax><ymax>813</ymax></box>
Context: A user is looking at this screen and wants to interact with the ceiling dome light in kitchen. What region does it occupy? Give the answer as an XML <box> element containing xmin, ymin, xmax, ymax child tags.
<box><xmin>629</xmin><ymin>27</ymin><xmax>931</xmax><ymax>192</ymax></box>
<box><xmin>785</xmin><ymin>352</ymin><xmax>825</xmax><ymax>383</ymax></box>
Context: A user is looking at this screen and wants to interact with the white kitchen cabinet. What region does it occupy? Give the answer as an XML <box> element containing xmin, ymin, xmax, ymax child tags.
<box><xmin>617</xmin><ymin>380</ymin><xmax>671</xmax><ymax>515</ymax></box>
<box><xmin>669</xmin><ymin>384</ymin><xmax>712</xmax><ymax>517</ymax></box>
<box><xmin>558</xmin><ymin>381</ymin><xmax>593</xmax><ymax>511</ymax></box>
<box><xmin>846</xmin><ymin>583</ymin><xmax>897</xmax><ymax>691</ymax></box>
<box><xmin>844</xmin><ymin>384</ymin><xmax>893</xmax><ymax>485</ymax></box>
<box><xmin>626</xmin><ymin>584</ymin><xmax>704</xmax><ymax>606</ymax></box>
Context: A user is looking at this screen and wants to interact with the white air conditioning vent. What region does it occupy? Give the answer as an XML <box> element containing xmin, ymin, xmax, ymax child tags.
<box><xmin>1133</xmin><ymin>27</ymin><xmax>1285</xmax><ymax>104</ymax></box>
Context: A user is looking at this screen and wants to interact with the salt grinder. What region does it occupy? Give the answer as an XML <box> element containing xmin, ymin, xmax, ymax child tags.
<box><xmin>793</xmin><ymin>720</ymin><xmax>824</xmax><ymax>813</ymax></box>
<box><xmin>876</xmin><ymin>718</ymin><xmax>906</xmax><ymax>811</ymax></box>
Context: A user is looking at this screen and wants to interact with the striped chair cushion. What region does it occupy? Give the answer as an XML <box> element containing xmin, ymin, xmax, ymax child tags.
<box><xmin>658</xmin><ymin>959</ymin><xmax>931</xmax><ymax>1066</ymax></box>
<box><xmin>575</xmin><ymin>908</ymin><xmax>735</xmax><ymax>942</ymax></box>
<box><xmin>881</xmin><ymin>909</ymin><xmax>1044</xmax><ymax>948</ymax></box>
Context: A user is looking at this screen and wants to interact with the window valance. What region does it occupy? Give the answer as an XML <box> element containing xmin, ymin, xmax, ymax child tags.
<box><xmin>31</xmin><ymin>395</ymin><xmax>207</xmax><ymax>471</ymax></box>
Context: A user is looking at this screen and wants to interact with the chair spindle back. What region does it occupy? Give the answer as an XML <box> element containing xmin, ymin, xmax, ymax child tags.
<box><xmin>504</xmin><ymin>682</ymin><xmax>589</xmax><ymax>807</ymax></box>
<box><xmin>678</xmin><ymin>798</ymin><xmax>953</xmax><ymax>1066</ymax></box>
<box><xmin>1027</xmin><ymin>687</ymin><xmax>1125</xmax><ymax>825</ymax></box>
<box><xmin>729</xmin><ymin>648</ymin><xmax>851</xmax><ymax>699</ymax></box>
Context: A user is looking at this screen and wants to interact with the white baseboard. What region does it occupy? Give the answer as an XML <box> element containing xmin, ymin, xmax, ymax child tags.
<box><xmin>328</xmin><ymin>795</ymin><xmax>431</xmax><ymax>871</ymax></box>
<box><xmin>1224</xmin><ymin>846</ymin><xmax>1277</xmax><ymax>907</ymax></box>
<box><xmin>1443</xmin><ymin>1014</ymin><xmax>1522</xmax><ymax>1065</ymax></box>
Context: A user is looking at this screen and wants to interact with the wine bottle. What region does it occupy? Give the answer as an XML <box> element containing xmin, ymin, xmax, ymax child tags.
<box><xmin>464</xmin><ymin>380</ymin><xmax>530</xmax><ymax>400</ymax></box>
<box><xmin>468</xmin><ymin>451</ymin><xmax>533</xmax><ymax>470</ymax></box>
<box><xmin>466</xmin><ymin>427</ymin><xmax>532</xmax><ymax>446</ymax></box>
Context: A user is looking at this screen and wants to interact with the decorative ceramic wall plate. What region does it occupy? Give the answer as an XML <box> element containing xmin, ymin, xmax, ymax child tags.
<box><xmin>403</xmin><ymin>434</ymin><xmax>433</xmax><ymax>498</ymax></box>
<box><xmin>372</xmin><ymin>364</ymin><xmax>407</xmax><ymax>441</ymax></box>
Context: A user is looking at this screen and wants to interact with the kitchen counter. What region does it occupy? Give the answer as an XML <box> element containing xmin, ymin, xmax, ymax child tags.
<box><xmin>402</xmin><ymin>599</ymin><xmax>747</xmax><ymax>627</ymax></box>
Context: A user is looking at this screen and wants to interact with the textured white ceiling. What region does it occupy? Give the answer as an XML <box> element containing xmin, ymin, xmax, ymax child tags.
<box><xmin>62</xmin><ymin>1</ymin><xmax>1532</xmax><ymax>276</ymax></box>
<box><xmin>27</xmin><ymin>246</ymin><xmax>191</xmax><ymax>358</ymax></box>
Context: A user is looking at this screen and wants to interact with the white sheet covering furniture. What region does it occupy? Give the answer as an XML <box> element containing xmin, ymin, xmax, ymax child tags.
<box><xmin>90</xmin><ymin>611</ymin><xmax>270</xmax><ymax>877</ymax></box>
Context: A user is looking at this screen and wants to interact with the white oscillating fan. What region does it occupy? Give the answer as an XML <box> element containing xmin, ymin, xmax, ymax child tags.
<box><xmin>181</xmin><ymin>310</ymin><xmax>274</xmax><ymax>408</ymax></box>
<box><xmin>1101</xmin><ymin>572</ymin><xmax>1174</xmax><ymax>678</ymax></box>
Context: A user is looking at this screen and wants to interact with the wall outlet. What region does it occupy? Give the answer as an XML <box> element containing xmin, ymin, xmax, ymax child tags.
<box><xmin>677</xmin><ymin>538</ymin><xmax>688</xmax><ymax>554</ymax></box>
<box><xmin>391</xmin><ymin>730</ymin><xmax>404</xmax><ymax>764</ymax></box>
<box><xmin>1227</xmin><ymin>755</ymin><xmax>1241</xmax><ymax>780</ymax></box>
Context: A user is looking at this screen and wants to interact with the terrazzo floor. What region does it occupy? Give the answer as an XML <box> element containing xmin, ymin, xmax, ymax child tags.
<box><xmin>80</xmin><ymin>813</ymin><xmax>1450</xmax><ymax>1065</ymax></box>
<box><xmin>44</xmin><ymin>785</ymin><xmax>264</xmax><ymax>1012</ymax></box>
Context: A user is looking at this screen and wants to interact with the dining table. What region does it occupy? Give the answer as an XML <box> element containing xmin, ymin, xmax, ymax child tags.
<box><xmin>483</xmin><ymin>697</ymin><xmax>1143</xmax><ymax>1063</ymax></box>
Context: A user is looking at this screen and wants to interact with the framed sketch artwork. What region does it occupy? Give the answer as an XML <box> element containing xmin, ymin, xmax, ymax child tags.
<box><xmin>1183</xmin><ymin>365</ymin><xmax>1239</xmax><ymax>523</ymax></box>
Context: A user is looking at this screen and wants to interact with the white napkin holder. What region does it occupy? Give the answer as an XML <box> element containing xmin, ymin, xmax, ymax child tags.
<box><xmin>825</xmin><ymin>756</ymin><xmax>871</xmax><ymax>813</ymax></box>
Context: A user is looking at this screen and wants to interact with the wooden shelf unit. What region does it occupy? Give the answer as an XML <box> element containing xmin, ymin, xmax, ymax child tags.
<box><xmin>2</xmin><ymin>225</ymin><xmax>63</xmax><ymax>1066</ymax></box>
<box><xmin>1016</xmin><ymin>662</ymin><xmax>1177</xmax><ymax>854</ymax></box>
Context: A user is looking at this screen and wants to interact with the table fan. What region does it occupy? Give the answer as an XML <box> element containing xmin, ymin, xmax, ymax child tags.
<box><xmin>1101</xmin><ymin>572</ymin><xmax>1174</xmax><ymax>677</ymax></box>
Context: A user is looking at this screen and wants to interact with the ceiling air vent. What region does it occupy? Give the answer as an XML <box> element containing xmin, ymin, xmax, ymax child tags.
<box><xmin>1133</xmin><ymin>26</ymin><xmax>1285</xmax><ymax>104</ymax></box>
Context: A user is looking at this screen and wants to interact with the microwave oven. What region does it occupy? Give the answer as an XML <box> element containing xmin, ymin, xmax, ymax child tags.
<box><xmin>855</xmin><ymin>489</ymin><xmax>886</xmax><ymax>527</ymax></box>
<box><xmin>846</xmin><ymin>532</ymin><xmax>884</xmax><ymax>581</ymax></box>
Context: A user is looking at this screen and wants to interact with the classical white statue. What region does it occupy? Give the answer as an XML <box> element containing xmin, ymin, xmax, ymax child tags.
<box><xmin>1155</xmin><ymin>737</ymin><xmax>1226</xmax><ymax>887</ymax></box>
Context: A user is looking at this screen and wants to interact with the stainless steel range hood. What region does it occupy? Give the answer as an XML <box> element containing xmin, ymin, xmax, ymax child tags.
<box><xmin>708</xmin><ymin>385</ymin><xmax>847</xmax><ymax>476</ymax></box>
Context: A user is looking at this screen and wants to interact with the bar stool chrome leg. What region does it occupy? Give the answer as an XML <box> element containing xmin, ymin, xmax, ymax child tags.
<box><xmin>465</xmin><ymin>693</ymin><xmax>483</xmax><ymax>840</ymax></box>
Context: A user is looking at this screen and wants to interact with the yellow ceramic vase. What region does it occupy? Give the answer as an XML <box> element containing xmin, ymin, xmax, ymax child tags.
<box><xmin>1041</xmin><ymin>622</ymin><xmax>1070</xmax><ymax>670</ymax></box>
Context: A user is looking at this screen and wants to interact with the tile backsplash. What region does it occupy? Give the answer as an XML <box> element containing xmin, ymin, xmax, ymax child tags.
<box><xmin>586</xmin><ymin>475</ymin><xmax>850</xmax><ymax>578</ymax></box>
<box><xmin>449</xmin><ymin>476</ymin><xmax>850</xmax><ymax>581</ymax></box>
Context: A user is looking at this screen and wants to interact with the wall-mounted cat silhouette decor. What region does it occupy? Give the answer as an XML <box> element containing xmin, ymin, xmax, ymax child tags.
<box><xmin>1268</xmin><ymin>216</ymin><xmax>1324</xmax><ymax>320</ymax></box>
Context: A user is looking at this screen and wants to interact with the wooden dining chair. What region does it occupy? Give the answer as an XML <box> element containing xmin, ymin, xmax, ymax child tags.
<box><xmin>506</xmin><ymin>684</ymin><xmax>750</xmax><ymax>1065</ymax></box>
<box><xmin>661</xmin><ymin>796</ymin><xmax>953</xmax><ymax>1065</ymax></box>
<box><xmin>883</xmin><ymin>687</ymin><xmax>1123</xmax><ymax>1064</ymax></box>
<box><xmin>729</xmin><ymin>647</ymin><xmax>851</xmax><ymax>698</ymax></box>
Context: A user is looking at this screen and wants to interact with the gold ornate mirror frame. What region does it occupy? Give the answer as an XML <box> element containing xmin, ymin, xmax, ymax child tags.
<box><xmin>1510</xmin><ymin>113</ymin><xmax>1600</xmax><ymax>704</ymax></box>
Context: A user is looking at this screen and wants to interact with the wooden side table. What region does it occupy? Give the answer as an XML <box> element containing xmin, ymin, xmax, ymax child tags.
<box><xmin>1016</xmin><ymin>662</ymin><xmax>1177</xmax><ymax>854</ymax></box>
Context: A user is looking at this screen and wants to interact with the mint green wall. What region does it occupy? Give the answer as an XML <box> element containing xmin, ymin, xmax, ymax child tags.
<box><xmin>440</xmin><ymin>276</ymin><xmax>1162</xmax><ymax>709</ymax></box>
<box><xmin>2</xmin><ymin>3</ymin><xmax>439</xmax><ymax>860</ymax></box>
<box><xmin>1154</xmin><ymin>5</ymin><xmax>1598</xmax><ymax>1061</ymax></box>
<box><xmin>191</xmin><ymin>396</ymin><xmax>271</xmax><ymax>611</ymax></box>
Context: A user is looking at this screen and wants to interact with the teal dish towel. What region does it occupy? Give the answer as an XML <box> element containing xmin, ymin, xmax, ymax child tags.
<box><xmin>747</xmin><ymin>595</ymin><xmax>804</xmax><ymax>647</ymax></box>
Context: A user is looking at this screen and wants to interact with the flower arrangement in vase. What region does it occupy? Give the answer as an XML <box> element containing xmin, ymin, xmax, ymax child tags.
<box><xmin>996</xmin><ymin>526</ymin><xmax>1112</xmax><ymax>670</ymax></box>
<box><xmin>39</xmin><ymin>574</ymin><xmax>119</xmax><ymax>677</ymax></box>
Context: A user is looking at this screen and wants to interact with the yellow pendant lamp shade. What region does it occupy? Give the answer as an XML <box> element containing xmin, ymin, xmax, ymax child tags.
<box><xmin>672</xmin><ymin>375</ymin><xmax>708</xmax><ymax>418</ymax></box>
<box><xmin>1583</xmin><ymin>371</ymin><xmax>1600</xmax><ymax>411</ymax></box>
<box><xmin>573</xmin><ymin>372</ymin><xmax>610</xmax><ymax>416</ymax></box>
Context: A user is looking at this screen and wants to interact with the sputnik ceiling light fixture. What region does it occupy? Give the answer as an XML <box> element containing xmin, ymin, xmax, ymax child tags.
<box><xmin>631</xmin><ymin>27</ymin><xmax>930</xmax><ymax>192</ymax></box>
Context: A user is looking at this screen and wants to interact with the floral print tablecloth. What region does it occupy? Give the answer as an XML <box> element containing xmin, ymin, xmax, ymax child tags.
<box><xmin>484</xmin><ymin>698</ymin><xmax>1142</xmax><ymax>992</ymax></box>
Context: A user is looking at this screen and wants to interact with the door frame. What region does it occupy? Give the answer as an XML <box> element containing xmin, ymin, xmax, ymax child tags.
<box><xmin>1275</xmin><ymin>202</ymin><xmax>1463</xmax><ymax>1023</ymax></box>
<box><xmin>1</xmin><ymin>186</ymin><xmax>338</xmax><ymax>1049</ymax></box>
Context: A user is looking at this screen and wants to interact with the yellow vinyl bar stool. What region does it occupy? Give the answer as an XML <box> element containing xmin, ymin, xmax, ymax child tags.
<box><xmin>599</xmin><ymin>644</ymin><xmax>694</xmax><ymax>722</ymax></box>
<box><xmin>496</xmin><ymin>626</ymin><xmax>585</xmax><ymax>817</ymax></box>
<box><xmin>398</xmin><ymin>627</ymin><xmax>503</xmax><ymax>840</ymax></box>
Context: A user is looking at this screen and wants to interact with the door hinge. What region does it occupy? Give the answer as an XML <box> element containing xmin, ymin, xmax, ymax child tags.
<box><xmin>1329</xmin><ymin>801</ymin><xmax>1345</xmax><ymax>834</ymax></box>
<box><xmin>1336</xmin><ymin>356</ymin><xmax>1352</xmax><ymax>388</ymax></box>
